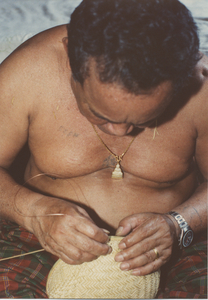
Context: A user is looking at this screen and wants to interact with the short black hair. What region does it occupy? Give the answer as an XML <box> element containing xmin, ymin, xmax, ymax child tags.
<box><xmin>67</xmin><ymin>0</ymin><xmax>200</xmax><ymax>94</ymax></box>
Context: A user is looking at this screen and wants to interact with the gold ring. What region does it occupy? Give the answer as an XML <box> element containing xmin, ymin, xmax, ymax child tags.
<box><xmin>153</xmin><ymin>248</ymin><xmax>159</xmax><ymax>260</ymax></box>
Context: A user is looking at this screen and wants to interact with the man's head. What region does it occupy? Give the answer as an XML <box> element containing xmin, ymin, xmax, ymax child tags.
<box><xmin>67</xmin><ymin>0</ymin><xmax>200</xmax><ymax>95</ymax></box>
<box><xmin>71</xmin><ymin>60</ymin><xmax>173</xmax><ymax>136</ymax></box>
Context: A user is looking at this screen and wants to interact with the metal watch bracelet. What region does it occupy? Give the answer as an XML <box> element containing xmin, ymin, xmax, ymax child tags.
<box><xmin>168</xmin><ymin>211</ymin><xmax>194</xmax><ymax>249</ymax></box>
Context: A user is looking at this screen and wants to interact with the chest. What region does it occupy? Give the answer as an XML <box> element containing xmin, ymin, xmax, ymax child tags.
<box><xmin>28</xmin><ymin>100</ymin><xmax>196</xmax><ymax>183</ymax></box>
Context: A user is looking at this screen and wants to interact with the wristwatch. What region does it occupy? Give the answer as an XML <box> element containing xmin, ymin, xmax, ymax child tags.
<box><xmin>168</xmin><ymin>211</ymin><xmax>194</xmax><ymax>249</ymax></box>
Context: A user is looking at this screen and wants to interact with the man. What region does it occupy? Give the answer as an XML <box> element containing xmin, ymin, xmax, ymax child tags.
<box><xmin>0</xmin><ymin>0</ymin><xmax>207</xmax><ymax>298</ymax></box>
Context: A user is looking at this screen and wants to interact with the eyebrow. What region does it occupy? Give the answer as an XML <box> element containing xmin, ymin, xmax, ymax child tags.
<box><xmin>89</xmin><ymin>105</ymin><xmax>156</xmax><ymax>127</ymax></box>
<box><xmin>89</xmin><ymin>106</ymin><xmax>120</xmax><ymax>124</ymax></box>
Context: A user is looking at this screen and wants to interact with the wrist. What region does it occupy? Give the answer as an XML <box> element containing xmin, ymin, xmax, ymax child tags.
<box><xmin>163</xmin><ymin>213</ymin><xmax>180</xmax><ymax>245</ymax></box>
<box><xmin>165</xmin><ymin>213</ymin><xmax>181</xmax><ymax>239</ymax></box>
<box><xmin>13</xmin><ymin>187</ymin><xmax>46</xmax><ymax>232</ymax></box>
<box><xmin>167</xmin><ymin>211</ymin><xmax>194</xmax><ymax>248</ymax></box>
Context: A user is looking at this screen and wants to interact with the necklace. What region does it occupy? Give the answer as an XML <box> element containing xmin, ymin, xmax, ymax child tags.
<box><xmin>91</xmin><ymin>124</ymin><xmax>137</xmax><ymax>179</ymax></box>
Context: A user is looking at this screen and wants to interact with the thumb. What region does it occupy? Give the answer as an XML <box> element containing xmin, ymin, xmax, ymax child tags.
<box><xmin>116</xmin><ymin>223</ymin><xmax>132</xmax><ymax>236</ymax></box>
<box><xmin>115</xmin><ymin>213</ymin><xmax>152</xmax><ymax>236</ymax></box>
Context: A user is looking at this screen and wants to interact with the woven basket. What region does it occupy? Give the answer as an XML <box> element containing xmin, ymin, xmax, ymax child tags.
<box><xmin>46</xmin><ymin>236</ymin><xmax>160</xmax><ymax>299</ymax></box>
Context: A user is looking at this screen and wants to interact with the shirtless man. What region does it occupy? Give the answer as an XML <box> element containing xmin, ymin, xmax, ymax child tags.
<box><xmin>0</xmin><ymin>0</ymin><xmax>207</xmax><ymax>298</ymax></box>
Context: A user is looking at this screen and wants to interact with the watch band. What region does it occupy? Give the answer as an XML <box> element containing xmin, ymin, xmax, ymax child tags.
<box><xmin>168</xmin><ymin>211</ymin><xmax>194</xmax><ymax>248</ymax></box>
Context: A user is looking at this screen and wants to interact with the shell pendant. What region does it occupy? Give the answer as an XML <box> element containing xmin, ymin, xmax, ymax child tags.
<box><xmin>112</xmin><ymin>162</ymin><xmax>123</xmax><ymax>179</ymax></box>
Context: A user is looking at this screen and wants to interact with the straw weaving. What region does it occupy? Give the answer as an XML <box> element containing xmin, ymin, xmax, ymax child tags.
<box><xmin>46</xmin><ymin>236</ymin><xmax>160</xmax><ymax>298</ymax></box>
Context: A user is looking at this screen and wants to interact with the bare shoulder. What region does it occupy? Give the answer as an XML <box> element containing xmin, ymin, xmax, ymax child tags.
<box><xmin>189</xmin><ymin>54</ymin><xmax>208</xmax><ymax>136</ymax></box>
<box><xmin>188</xmin><ymin>54</ymin><xmax>208</xmax><ymax>178</ymax></box>
<box><xmin>0</xmin><ymin>25</ymin><xmax>68</xmax><ymax>94</ymax></box>
<box><xmin>185</xmin><ymin>54</ymin><xmax>208</xmax><ymax>114</ymax></box>
<box><xmin>0</xmin><ymin>25</ymin><xmax>68</xmax><ymax>168</ymax></box>
<box><xmin>2</xmin><ymin>24</ymin><xmax>68</xmax><ymax>62</ymax></box>
<box><xmin>0</xmin><ymin>25</ymin><xmax>69</xmax><ymax>115</ymax></box>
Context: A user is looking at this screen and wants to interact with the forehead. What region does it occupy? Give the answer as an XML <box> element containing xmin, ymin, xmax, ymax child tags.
<box><xmin>82</xmin><ymin>67</ymin><xmax>173</xmax><ymax>125</ymax></box>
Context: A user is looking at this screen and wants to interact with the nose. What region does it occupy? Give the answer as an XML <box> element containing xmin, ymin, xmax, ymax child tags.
<box><xmin>103</xmin><ymin>123</ymin><xmax>134</xmax><ymax>136</ymax></box>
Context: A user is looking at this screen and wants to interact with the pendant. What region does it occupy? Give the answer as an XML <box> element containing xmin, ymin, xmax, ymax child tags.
<box><xmin>112</xmin><ymin>162</ymin><xmax>123</xmax><ymax>179</ymax></box>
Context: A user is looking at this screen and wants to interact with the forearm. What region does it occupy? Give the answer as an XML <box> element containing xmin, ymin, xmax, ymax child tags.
<box><xmin>168</xmin><ymin>181</ymin><xmax>207</xmax><ymax>236</ymax></box>
<box><xmin>0</xmin><ymin>167</ymin><xmax>44</xmax><ymax>232</ymax></box>
<box><xmin>0</xmin><ymin>167</ymin><xmax>111</xmax><ymax>264</ymax></box>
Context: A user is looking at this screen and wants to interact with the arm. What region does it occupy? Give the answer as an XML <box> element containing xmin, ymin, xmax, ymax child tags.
<box><xmin>0</xmin><ymin>45</ymin><xmax>110</xmax><ymax>264</ymax></box>
<box><xmin>114</xmin><ymin>81</ymin><xmax>208</xmax><ymax>276</ymax></box>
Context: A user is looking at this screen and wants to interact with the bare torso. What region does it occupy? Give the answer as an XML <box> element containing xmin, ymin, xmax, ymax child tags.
<box><xmin>3</xmin><ymin>25</ymin><xmax>207</xmax><ymax>232</ymax></box>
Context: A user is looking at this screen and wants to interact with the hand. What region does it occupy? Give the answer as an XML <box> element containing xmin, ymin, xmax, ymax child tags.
<box><xmin>114</xmin><ymin>213</ymin><xmax>177</xmax><ymax>276</ymax></box>
<box><xmin>28</xmin><ymin>197</ymin><xmax>111</xmax><ymax>264</ymax></box>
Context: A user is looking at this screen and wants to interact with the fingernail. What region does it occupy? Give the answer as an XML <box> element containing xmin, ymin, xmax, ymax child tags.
<box><xmin>102</xmin><ymin>228</ymin><xmax>110</xmax><ymax>234</ymax></box>
<box><xmin>119</xmin><ymin>242</ymin><xmax>126</xmax><ymax>249</ymax></box>
<box><xmin>107</xmin><ymin>247</ymin><xmax>112</xmax><ymax>254</ymax></box>
<box><xmin>115</xmin><ymin>254</ymin><xmax>124</xmax><ymax>262</ymax></box>
<box><xmin>116</xmin><ymin>226</ymin><xmax>123</xmax><ymax>235</ymax></box>
<box><xmin>131</xmin><ymin>269</ymin><xmax>140</xmax><ymax>276</ymax></box>
<box><xmin>120</xmin><ymin>262</ymin><xmax>130</xmax><ymax>270</ymax></box>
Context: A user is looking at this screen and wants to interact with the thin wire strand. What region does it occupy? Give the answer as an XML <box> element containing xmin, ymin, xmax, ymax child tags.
<box><xmin>0</xmin><ymin>249</ymin><xmax>45</xmax><ymax>262</ymax></box>
<box><xmin>4</xmin><ymin>173</ymin><xmax>90</xmax><ymax>261</ymax></box>
<box><xmin>152</xmin><ymin>119</ymin><xmax>159</xmax><ymax>140</ymax></box>
<box><xmin>13</xmin><ymin>172</ymin><xmax>89</xmax><ymax>218</ymax></box>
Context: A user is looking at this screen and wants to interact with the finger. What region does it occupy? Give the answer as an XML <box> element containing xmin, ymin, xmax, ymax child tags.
<box><xmin>47</xmin><ymin>224</ymin><xmax>111</xmax><ymax>258</ymax></box>
<box><xmin>44</xmin><ymin>232</ymin><xmax>99</xmax><ymax>264</ymax></box>
<box><xmin>119</xmin><ymin>248</ymin><xmax>161</xmax><ymax>271</ymax></box>
<box><xmin>130</xmin><ymin>258</ymin><xmax>162</xmax><ymax>276</ymax></box>
<box><xmin>115</xmin><ymin>231</ymin><xmax>159</xmax><ymax>262</ymax></box>
<box><xmin>68</xmin><ymin>229</ymin><xmax>111</xmax><ymax>256</ymax></box>
<box><xmin>115</xmin><ymin>229</ymin><xmax>173</xmax><ymax>263</ymax></box>
<box><xmin>58</xmin><ymin>242</ymin><xmax>98</xmax><ymax>265</ymax></box>
<box><xmin>115</xmin><ymin>236</ymin><xmax>155</xmax><ymax>263</ymax></box>
<box><xmin>76</xmin><ymin>219</ymin><xmax>110</xmax><ymax>244</ymax></box>
<box><xmin>118</xmin><ymin>248</ymin><xmax>164</xmax><ymax>277</ymax></box>
<box><xmin>63</xmin><ymin>206</ymin><xmax>110</xmax><ymax>243</ymax></box>
<box><xmin>116</xmin><ymin>223</ymin><xmax>132</xmax><ymax>236</ymax></box>
<box><xmin>41</xmin><ymin>219</ymin><xmax>111</xmax><ymax>259</ymax></box>
<box><xmin>119</xmin><ymin>245</ymin><xmax>172</xmax><ymax>276</ymax></box>
<box><xmin>118</xmin><ymin>215</ymin><xmax>171</xmax><ymax>250</ymax></box>
<box><xmin>116</xmin><ymin>215</ymin><xmax>142</xmax><ymax>236</ymax></box>
<box><xmin>116</xmin><ymin>214</ymin><xmax>153</xmax><ymax>237</ymax></box>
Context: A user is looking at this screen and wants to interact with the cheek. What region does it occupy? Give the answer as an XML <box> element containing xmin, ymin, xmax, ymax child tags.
<box><xmin>155</xmin><ymin>98</ymin><xmax>172</xmax><ymax>117</ymax></box>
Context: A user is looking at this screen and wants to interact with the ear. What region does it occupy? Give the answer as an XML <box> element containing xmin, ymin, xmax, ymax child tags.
<box><xmin>62</xmin><ymin>37</ymin><xmax>71</xmax><ymax>69</ymax></box>
<box><xmin>62</xmin><ymin>37</ymin><xmax>68</xmax><ymax>53</ymax></box>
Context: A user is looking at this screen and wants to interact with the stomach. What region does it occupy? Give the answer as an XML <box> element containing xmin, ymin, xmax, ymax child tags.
<box><xmin>24</xmin><ymin>164</ymin><xmax>197</xmax><ymax>233</ymax></box>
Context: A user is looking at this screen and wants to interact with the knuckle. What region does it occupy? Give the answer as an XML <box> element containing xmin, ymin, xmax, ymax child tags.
<box><xmin>80</xmin><ymin>238</ymin><xmax>94</xmax><ymax>253</ymax></box>
<box><xmin>144</xmin><ymin>251</ymin><xmax>153</xmax><ymax>262</ymax></box>
<box><xmin>141</xmin><ymin>241</ymin><xmax>150</xmax><ymax>253</ymax></box>
<box><xmin>92</xmin><ymin>227</ymin><xmax>104</xmax><ymax>239</ymax></box>
<box><xmin>152</xmin><ymin>260</ymin><xmax>159</xmax><ymax>272</ymax></box>
<box><xmin>85</xmin><ymin>242</ymin><xmax>94</xmax><ymax>253</ymax></box>
<box><xmin>83</xmin><ymin>224</ymin><xmax>98</xmax><ymax>238</ymax></box>
<box><xmin>124</xmin><ymin>235</ymin><xmax>137</xmax><ymax>248</ymax></box>
<box><xmin>73</xmin><ymin>248</ymin><xmax>83</xmax><ymax>261</ymax></box>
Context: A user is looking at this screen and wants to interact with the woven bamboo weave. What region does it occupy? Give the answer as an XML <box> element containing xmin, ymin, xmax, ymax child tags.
<box><xmin>46</xmin><ymin>236</ymin><xmax>160</xmax><ymax>298</ymax></box>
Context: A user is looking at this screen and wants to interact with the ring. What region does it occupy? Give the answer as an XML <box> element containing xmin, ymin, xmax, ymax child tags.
<box><xmin>153</xmin><ymin>248</ymin><xmax>159</xmax><ymax>260</ymax></box>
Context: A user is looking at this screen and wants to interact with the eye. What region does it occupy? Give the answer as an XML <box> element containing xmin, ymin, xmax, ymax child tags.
<box><xmin>88</xmin><ymin>113</ymin><xmax>108</xmax><ymax>125</ymax></box>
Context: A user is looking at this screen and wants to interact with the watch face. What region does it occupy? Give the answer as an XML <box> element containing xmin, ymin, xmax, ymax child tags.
<box><xmin>183</xmin><ymin>230</ymin><xmax>193</xmax><ymax>247</ymax></box>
